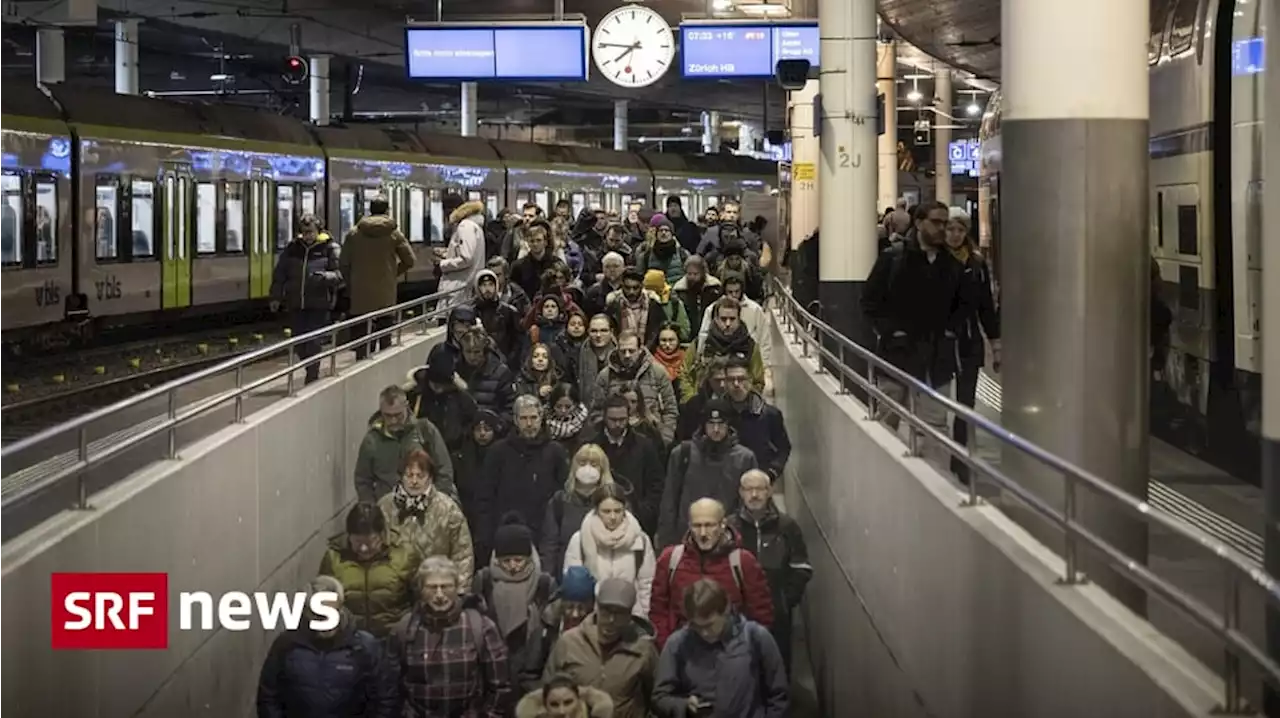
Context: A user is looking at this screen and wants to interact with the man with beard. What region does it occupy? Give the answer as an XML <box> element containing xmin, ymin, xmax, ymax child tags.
<box><xmin>388</xmin><ymin>557</ymin><xmax>511</xmax><ymax>718</ymax></box>
<box><xmin>696</xmin><ymin>198</ymin><xmax>761</xmax><ymax>259</ymax></box>
<box><xmin>510</xmin><ymin>220</ymin><xmax>559</xmax><ymax>298</ymax></box>
<box><xmin>604</xmin><ymin>267</ymin><xmax>667</xmax><ymax>351</ymax></box>
<box><xmin>471</xmin><ymin>268</ymin><xmax>523</xmax><ymax>366</ymax></box>
<box><xmin>591</xmin><ymin>331</ymin><xmax>678</xmax><ymax>446</ymax></box>
<box><xmin>257</xmin><ymin>576</ymin><xmax>397</xmax><ymax>717</ymax></box>
<box><xmin>589</xmin><ymin>394</ymin><xmax>666</xmax><ymax>532</ymax></box>
<box><xmin>679</xmin><ymin>297</ymin><xmax>764</xmax><ymax>404</ymax></box>
<box><xmin>671</xmin><ymin>255</ymin><xmax>722</xmax><ymax>334</ymax></box>
<box><xmin>663</xmin><ymin>196</ymin><xmax>702</xmax><ymax>255</ymax></box>
<box><xmin>634</xmin><ymin>216</ymin><xmax>689</xmax><ymax>286</ymax></box>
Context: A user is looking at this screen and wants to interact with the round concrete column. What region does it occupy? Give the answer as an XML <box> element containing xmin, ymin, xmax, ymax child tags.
<box><xmin>876</xmin><ymin>41</ymin><xmax>897</xmax><ymax>211</ymax></box>
<box><xmin>933</xmin><ymin>70</ymin><xmax>952</xmax><ymax>205</ymax></box>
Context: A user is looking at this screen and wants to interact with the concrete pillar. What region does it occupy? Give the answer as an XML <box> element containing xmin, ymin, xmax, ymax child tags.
<box><xmin>114</xmin><ymin>20</ymin><xmax>139</xmax><ymax>95</ymax></box>
<box><xmin>737</xmin><ymin>122</ymin><xmax>757</xmax><ymax>155</ymax></box>
<box><xmin>1264</xmin><ymin>0</ymin><xmax>1280</xmax><ymax>709</ymax></box>
<box><xmin>933</xmin><ymin>69</ymin><xmax>952</xmax><ymax>205</ymax></box>
<box><xmin>36</xmin><ymin>28</ymin><xmax>65</xmax><ymax>85</ymax></box>
<box><xmin>876</xmin><ymin>40</ymin><xmax>897</xmax><ymax>211</ymax></box>
<box><xmin>613</xmin><ymin>100</ymin><xmax>628</xmax><ymax>151</ymax></box>
<box><xmin>788</xmin><ymin>79</ymin><xmax>820</xmax><ymax>251</ymax></box>
<box><xmin>309</xmin><ymin>55</ymin><xmax>331</xmax><ymax>126</ymax></box>
<box><xmin>817</xmin><ymin>0</ymin><xmax>878</xmax><ymax>345</ymax></box>
<box><xmin>1001</xmin><ymin>0</ymin><xmax>1149</xmax><ymax>613</ymax></box>
<box><xmin>460</xmin><ymin>82</ymin><xmax>478</xmax><ymax>137</ymax></box>
<box><xmin>701</xmin><ymin>111</ymin><xmax>722</xmax><ymax>154</ymax></box>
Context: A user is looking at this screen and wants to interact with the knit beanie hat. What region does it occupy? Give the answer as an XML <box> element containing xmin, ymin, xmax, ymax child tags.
<box><xmin>649</xmin><ymin>213</ymin><xmax>673</xmax><ymax>231</ymax></box>
<box><xmin>492</xmin><ymin>512</ymin><xmax>534</xmax><ymax>557</ymax></box>
<box><xmin>560</xmin><ymin>566</ymin><xmax>596</xmax><ymax>603</ymax></box>
<box><xmin>643</xmin><ymin>269</ymin><xmax>669</xmax><ymax>298</ymax></box>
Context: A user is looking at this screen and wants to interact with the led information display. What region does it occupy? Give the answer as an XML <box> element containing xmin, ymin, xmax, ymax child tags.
<box><xmin>405</xmin><ymin>24</ymin><xmax>589</xmax><ymax>81</ymax></box>
<box><xmin>949</xmin><ymin>139</ymin><xmax>982</xmax><ymax>177</ymax></box>
<box><xmin>681</xmin><ymin>22</ymin><xmax>820</xmax><ymax>78</ymax></box>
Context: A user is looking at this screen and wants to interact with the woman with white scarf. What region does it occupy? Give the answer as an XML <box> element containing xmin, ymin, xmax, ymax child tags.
<box><xmin>563</xmin><ymin>483</ymin><xmax>656</xmax><ymax>617</ymax></box>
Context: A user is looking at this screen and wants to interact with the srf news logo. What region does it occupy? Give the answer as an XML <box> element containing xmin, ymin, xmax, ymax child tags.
<box><xmin>51</xmin><ymin>573</ymin><xmax>340</xmax><ymax>650</ymax></box>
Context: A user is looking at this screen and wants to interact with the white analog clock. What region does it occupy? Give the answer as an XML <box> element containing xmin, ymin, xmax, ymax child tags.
<box><xmin>592</xmin><ymin>4</ymin><xmax>676</xmax><ymax>88</ymax></box>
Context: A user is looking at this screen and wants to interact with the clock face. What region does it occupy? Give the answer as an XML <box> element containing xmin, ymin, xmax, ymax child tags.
<box><xmin>592</xmin><ymin>5</ymin><xmax>676</xmax><ymax>88</ymax></box>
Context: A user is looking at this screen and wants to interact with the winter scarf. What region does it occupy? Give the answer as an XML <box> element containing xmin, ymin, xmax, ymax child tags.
<box><xmin>652</xmin><ymin>347</ymin><xmax>684</xmax><ymax>380</ymax></box>
<box><xmin>579</xmin><ymin>510</ymin><xmax>643</xmax><ymax>573</ymax></box>
<box><xmin>489</xmin><ymin>552</ymin><xmax>540</xmax><ymax>637</ymax></box>
<box><xmin>948</xmin><ymin>244</ymin><xmax>972</xmax><ymax>264</ymax></box>
<box><xmin>547</xmin><ymin>404</ymin><xmax>589</xmax><ymax>441</ymax></box>
<box><xmin>391</xmin><ymin>483</ymin><xmax>433</xmax><ymax>524</ymax></box>
<box><xmin>618</xmin><ymin>292</ymin><xmax>651</xmax><ymax>339</ymax></box>
<box><xmin>705</xmin><ymin>321</ymin><xmax>755</xmax><ymax>357</ymax></box>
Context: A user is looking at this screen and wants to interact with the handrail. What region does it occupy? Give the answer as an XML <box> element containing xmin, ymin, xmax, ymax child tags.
<box><xmin>1</xmin><ymin>286</ymin><xmax>464</xmax><ymax>510</ymax></box>
<box><xmin>770</xmin><ymin>277</ymin><xmax>1280</xmax><ymax>711</ymax></box>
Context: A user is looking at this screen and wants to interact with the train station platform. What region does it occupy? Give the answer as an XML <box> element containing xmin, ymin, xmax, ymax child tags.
<box><xmin>0</xmin><ymin>290</ymin><xmax>1269</xmax><ymax>716</ymax></box>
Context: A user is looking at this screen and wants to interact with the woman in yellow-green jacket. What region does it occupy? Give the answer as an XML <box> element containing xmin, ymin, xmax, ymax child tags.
<box><xmin>318</xmin><ymin>502</ymin><xmax>421</xmax><ymax>639</ymax></box>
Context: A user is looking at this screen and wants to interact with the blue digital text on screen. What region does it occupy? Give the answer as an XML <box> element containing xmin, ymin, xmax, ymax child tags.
<box><xmin>681</xmin><ymin>22</ymin><xmax>819</xmax><ymax>78</ymax></box>
<box><xmin>405</xmin><ymin>26</ymin><xmax>587</xmax><ymax>80</ymax></box>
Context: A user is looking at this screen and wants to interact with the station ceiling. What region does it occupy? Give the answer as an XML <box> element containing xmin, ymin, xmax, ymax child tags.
<box><xmin>5</xmin><ymin>0</ymin><xmax>999</xmax><ymax>139</ymax></box>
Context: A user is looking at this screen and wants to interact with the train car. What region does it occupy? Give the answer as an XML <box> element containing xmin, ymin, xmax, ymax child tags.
<box><xmin>978</xmin><ymin>0</ymin><xmax>1266</xmax><ymax>482</ymax></box>
<box><xmin>1</xmin><ymin>85</ymin><xmax>77</xmax><ymax>348</ymax></box>
<box><xmin>0</xmin><ymin>86</ymin><xmax>778</xmax><ymax>355</ymax></box>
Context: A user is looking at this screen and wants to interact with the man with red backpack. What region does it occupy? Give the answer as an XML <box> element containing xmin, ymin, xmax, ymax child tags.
<box><xmin>648</xmin><ymin>497</ymin><xmax>773</xmax><ymax>648</ymax></box>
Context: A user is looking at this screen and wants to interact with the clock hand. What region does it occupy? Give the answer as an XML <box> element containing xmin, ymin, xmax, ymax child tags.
<box><xmin>613</xmin><ymin>46</ymin><xmax>637</xmax><ymax>63</ymax></box>
<box><xmin>596</xmin><ymin>42</ymin><xmax>635</xmax><ymax>49</ymax></box>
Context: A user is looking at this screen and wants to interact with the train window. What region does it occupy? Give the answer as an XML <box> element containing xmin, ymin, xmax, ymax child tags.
<box><xmin>300</xmin><ymin>188</ymin><xmax>317</xmax><ymax>218</ymax></box>
<box><xmin>1149</xmin><ymin>0</ymin><xmax>1172</xmax><ymax>63</ymax></box>
<box><xmin>131</xmin><ymin>180</ymin><xmax>155</xmax><ymax>258</ymax></box>
<box><xmin>277</xmin><ymin>185</ymin><xmax>294</xmax><ymax>249</ymax></box>
<box><xmin>225</xmin><ymin>183</ymin><xmax>244</xmax><ymax>253</ymax></box>
<box><xmin>1168</xmin><ymin>0</ymin><xmax>1197</xmax><ymax>55</ymax></box>
<box><xmin>362</xmin><ymin>187</ymin><xmax>381</xmax><ymax>214</ymax></box>
<box><xmin>176</xmin><ymin>177</ymin><xmax>189</xmax><ymax>261</ymax></box>
<box><xmin>1178</xmin><ymin>265</ymin><xmax>1199</xmax><ymax>311</ymax></box>
<box><xmin>621</xmin><ymin>194</ymin><xmax>632</xmax><ymax>208</ymax></box>
<box><xmin>1155</xmin><ymin>191</ymin><xmax>1165</xmax><ymax>248</ymax></box>
<box><xmin>485</xmin><ymin>192</ymin><xmax>499</xmax><ymax>219</ymax></box>
<box><xmin>517</xmin><ymin>192</ymin><xmax>530</xmax><ymax>207</ymax></box>
<box><xmin>1176</xmin><ymin>203</ymin><xmax>1198</xmax><ymax>255</ymax></box>
<box><xmin>95</xmin><ymin>180</ymin><xmax>119</xmax><ymax>260</ymax></box>
<box><xmin>429</xmin><ymin>190</ymin><xmax>444</xmax><ymax>244</ymax></box>
<box><xmin>195</xmin><ymin>182</ymin><xmax>217</xmax><ymax>255</ymax></box>
<box><xmin>2</xmin><ymin>173</ymin><xmax>22</xmax><ymax>265</ymax></box>
<box><xmin>571</xmin><ymin>193</ymin><xmax>586</xmax><ymax>219</ymax></box>
<box><xmin>587</xmin><ymin>192</ymin><xmax>602</xmax><ymax>210</ymax></box>
<box><xmin>339</xmin><ymin>189</ymin><xmax>356</xmax><ymax>238</ymax></box>
<box><xmin>408</xmin><ymin>187</ymin><xmax>426</xmax><ymax>243</ymax></box>
<box><xmin>467</xmin><ymin>190</ymin><xmax>482</xmax><ymax>203</ymax></box>
<box><xmin>534</xmin><ymin>191</ymin><xmax>550</xmax><ymax>215</ymax></box>
<box><xmin>34</xmin><ymin>179</ymin><xmax>57</xmax><ymax>264</ymax></box>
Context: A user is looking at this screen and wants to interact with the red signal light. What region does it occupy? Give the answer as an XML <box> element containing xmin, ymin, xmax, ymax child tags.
<box><xmin>282</xmin><ymin>55</ymin><xmax>308</xmax><ymax>85</ymax></box>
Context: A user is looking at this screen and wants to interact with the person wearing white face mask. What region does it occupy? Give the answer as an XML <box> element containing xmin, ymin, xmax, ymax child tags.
<box><xmin>563</xmin><ymin>483</ymin><xmax>657</xmax><ymax>618</ymax></box>
<box><xmin>540</xmin><ymin>444</ymin><xmax>631</xmax><ymax>578</ymax></box>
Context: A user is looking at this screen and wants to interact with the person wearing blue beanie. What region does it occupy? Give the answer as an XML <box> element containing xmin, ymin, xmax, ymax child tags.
<box><xmin>558</xmin><ymin>565</ymin><xmax>596</xmax><ymax>632</ymax></box>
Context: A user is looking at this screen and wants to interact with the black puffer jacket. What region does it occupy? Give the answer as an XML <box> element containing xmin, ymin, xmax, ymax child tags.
<box><xmin>457</xmin><ymin>349</ymin><xmax>517</xmax><ymax>422</ymax></box>
<box><xmin>269</xmin><ymin>237</ymin><xmax>342</xmax><ymax>312</ymax></box>
<box><xmin>589</xmin><ymin>427</ymin><xmax>665</xmax><ymax>533</ymax></box>
<box><xmin>256</xmin><ymin>615</ymin><xmax>396</xmax><ymax>718</ymax></box>
<box><xmin>473</xmin><ymin>433</ymin><xmax>569</xmax><ymax>556</ymax></box>
<box><xmin>406</xmin><ymin>372</ymin><xmax>480</xmax><ymax>452</ymax></box>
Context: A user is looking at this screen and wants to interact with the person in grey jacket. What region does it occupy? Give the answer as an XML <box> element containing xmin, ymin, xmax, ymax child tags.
<box><xmin>656</xmin><ymin>399</ymin><xmax>757</xmax><ymax>549</ymax></box>
<box><xmin>353</xmin><ymin>385</ymin><xmax>457</xmax><ymax>504</ymax></box>
<box><xmin>269</xmin><ymin>215</ymin><xmax>342</xmax><ymax>385</ymax></box>
<box><xmin>591</xmin><ymin>332</ymin><xmax>678</xmax><ymax>446</ymax></box>
<box><xmin>578</xmin><ymin>315</ymin><xmax>616</xmax><ymax>407</ymax></box>
<box><xmin>652</xmin><ymin>578</ymin><xmax>788</xmax><ymax>718</ymax></box>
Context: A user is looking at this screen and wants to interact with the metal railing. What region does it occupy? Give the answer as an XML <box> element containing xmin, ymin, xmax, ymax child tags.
<box><xmin>770</xmin><ymin>278</ymin><xmax>1280</xmax><ymax>713</ymax></box>
<box><xmin>1</xmin><ymin>287</ymin><xmax>464</xmax><ymax>513</ymax></box>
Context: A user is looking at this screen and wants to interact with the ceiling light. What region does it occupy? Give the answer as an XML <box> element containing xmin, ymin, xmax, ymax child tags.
<box><xmin>966</xmin><ymin>103</ymin><xmax>980</xmax><ymax>115</ymax></box>
<box><xmin>712</xmin><ymin>0</ymin><xmax>734</xmax><ymax>10</ymax></box>
<box><xmin>906</xmin><ymin>89</ymin><xmax>923</xmax><ymax>102</ymax></box>
<box><xmin>736</xmin><ymin>2</ymin><xmax>792</xmax><ymax>17</ymax></box>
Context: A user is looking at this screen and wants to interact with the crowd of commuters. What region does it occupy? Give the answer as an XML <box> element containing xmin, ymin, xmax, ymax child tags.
<box><xmin>259</xmin><ymin>194</ymin><xmax>812</xmax><ymax>717</ymax></box>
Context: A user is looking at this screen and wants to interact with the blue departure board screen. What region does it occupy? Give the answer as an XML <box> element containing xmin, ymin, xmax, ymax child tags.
<box><xmin>405</xmin><ymin>25</ymin><xmax>588</xmax><ymax>81</ymax></box>
<box><xmin>1231</xmin><ymin>37</ymin><xmax>1264</xmax><ymax>76</ymax></box>
<box><xmin>681</xmin><ymin>22</ymin><xmax>820</xmax><ymax>79</ymax></box>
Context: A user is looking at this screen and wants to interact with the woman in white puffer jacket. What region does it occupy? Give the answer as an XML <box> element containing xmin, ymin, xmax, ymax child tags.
<box><xmin>563</xmin><ymin>483</ymin><xmax>656</xmax><ymax>617</ymax></box>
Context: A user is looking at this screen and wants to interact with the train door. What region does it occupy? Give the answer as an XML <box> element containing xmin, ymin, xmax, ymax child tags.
<box><xmin>161</xmin><ymin>170</ymin><xmax>193</xmax><ymax>309</ymax></box>
<box><xmin>248</xmin><ymin>179</ymin><xmax>273</xmax><ymax>298</ymax></box>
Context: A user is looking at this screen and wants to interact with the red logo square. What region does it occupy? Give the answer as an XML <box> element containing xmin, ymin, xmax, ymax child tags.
<box><xmin>51</xmin><ymin>573</ymin><xmax>169</xmax><ymax>650</ymax></box>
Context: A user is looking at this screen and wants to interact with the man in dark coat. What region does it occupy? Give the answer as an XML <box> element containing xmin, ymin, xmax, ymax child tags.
<box><xmin>591</xmin><ymin>394</ymin><xmax>666</xmax><ymax>533</ymax></box>
<box><xmin>456</xmin><ymin>327</ymin><xmax>517</xmax><ymax>424</ymax></box>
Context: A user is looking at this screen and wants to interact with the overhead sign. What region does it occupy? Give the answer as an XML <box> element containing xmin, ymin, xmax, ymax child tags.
<box><xmin>404</xmin><ymin>23</ymin><xmax>589</xmax><ymax>81</ymax></box>
<box><xmin>680</xmin><ymin>21</ymin><xmax>820</xmax><ymax>79</ymax></box>
<box><xmin>949</xmin><ymin>138</ymin><xmax>981</xmax><ymax>177</ymax></box>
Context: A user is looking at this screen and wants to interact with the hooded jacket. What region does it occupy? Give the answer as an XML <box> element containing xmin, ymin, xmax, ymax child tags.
<box><xmin>653</xmin><ymin>613</ymin><xmax>789</xmax><ymax>718</ymax></box>
<box><xmin>440</xmin><ymin>201</ymin><xmax>487</xmax><ymax>296</ymax></box>
<box><xmin>516</xmin><ymin>686</ymin><xmax>615</xmax><ymax>718</ymax></box>
<box><xmin>672</xmin><ymin>273</ymin><xmax>723</xmax><ymax>329</ymax></box>
<box><xmin>473</xmin><ymin>434</ymin><xmax>569</xmax><ymax>552</ymax></box>
<box><xmin>270</xmin><ymin>234</ymin><xmax>342</xmax><ymax>312</ymax></box>
<box><xmin>353</xmin><ymin>413</ymin><xmax>457</xmax><ymax>504</ymax></box>
<box><xmin>541</xmin><ymin>614</ymin><xmax>657</xmax><ymax>718</ymax></box>
<box><xmin>406</xmin><ymin>366</ymin><xmax>480</xmax><ymax>452</ymax></box>
<box><xmin>590</xmin><ymin>348</ymin><xmax>679</xmax><ymax>445</ymax></box>
<box><xmin>318</xmin><ymin>530</ymin><xmax>420</xmax><ymax>639</ymax></box>
<box><xmin>339</xmin><ymin>214</ymin><xmax>415</xmax><ymax>315</ymax></box>
<box><xmin>648</xmin><ymin>527</ymin><xmax>774</xmax><ymax>648</ymax></box>
<box><xmin>457</xmin><ymin>347</ymin><xmax>518</xmax><ymax>422</ymax></box>
<box><xmin>256</xmin><ymin>611</ymin><xmax>396</xmax><ymax>718</ymax></box>
<box><xmin>471</xmin><ymin>268</ymin><xmax>525</xmax><ymax>365</ymax></box>
<box><xmin>656</xmin><ymin>430</ymin><xmax>758</xmax><ymax>549</ymax></box>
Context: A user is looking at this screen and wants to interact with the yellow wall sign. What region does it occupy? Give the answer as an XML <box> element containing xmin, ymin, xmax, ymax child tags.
<box><xmin>793</xmin><ymin>162</ymin><xmax>816</xmax><ymax>181</ymax></box>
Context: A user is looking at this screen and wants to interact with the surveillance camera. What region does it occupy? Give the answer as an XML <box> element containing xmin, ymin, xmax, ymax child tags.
<box><xmin>774</xmin><ymin>59</ymin><xmax>811</xmax><ymax>90</ymax></box>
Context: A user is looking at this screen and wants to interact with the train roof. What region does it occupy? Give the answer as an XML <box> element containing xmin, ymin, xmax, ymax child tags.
<box><xmin>1</xmin><ymin>84</ymin><xmax>69</xmax><ymax>135</ymax></box>
<box><xmin>641</xmin><ymin>151</ymin><xmax>776</xmax><ymax>179</ymax></box>
<box><xmin>487</xmin><ymin>139</ymin><xmax>650</xmax><ymax>173</ymax></box>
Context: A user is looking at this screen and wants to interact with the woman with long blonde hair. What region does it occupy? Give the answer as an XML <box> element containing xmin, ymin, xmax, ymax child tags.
<box><xmin>538</xmin><ymin>443</ymin><xmax>630</xmax><ymax>576</ymax></box>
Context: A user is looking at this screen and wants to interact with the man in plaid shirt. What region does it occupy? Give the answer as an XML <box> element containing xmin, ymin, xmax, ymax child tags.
<box><xmin>388</xmin><ymin>556</ymin><xmax>510</xmax><ymax>717</ymax></box>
